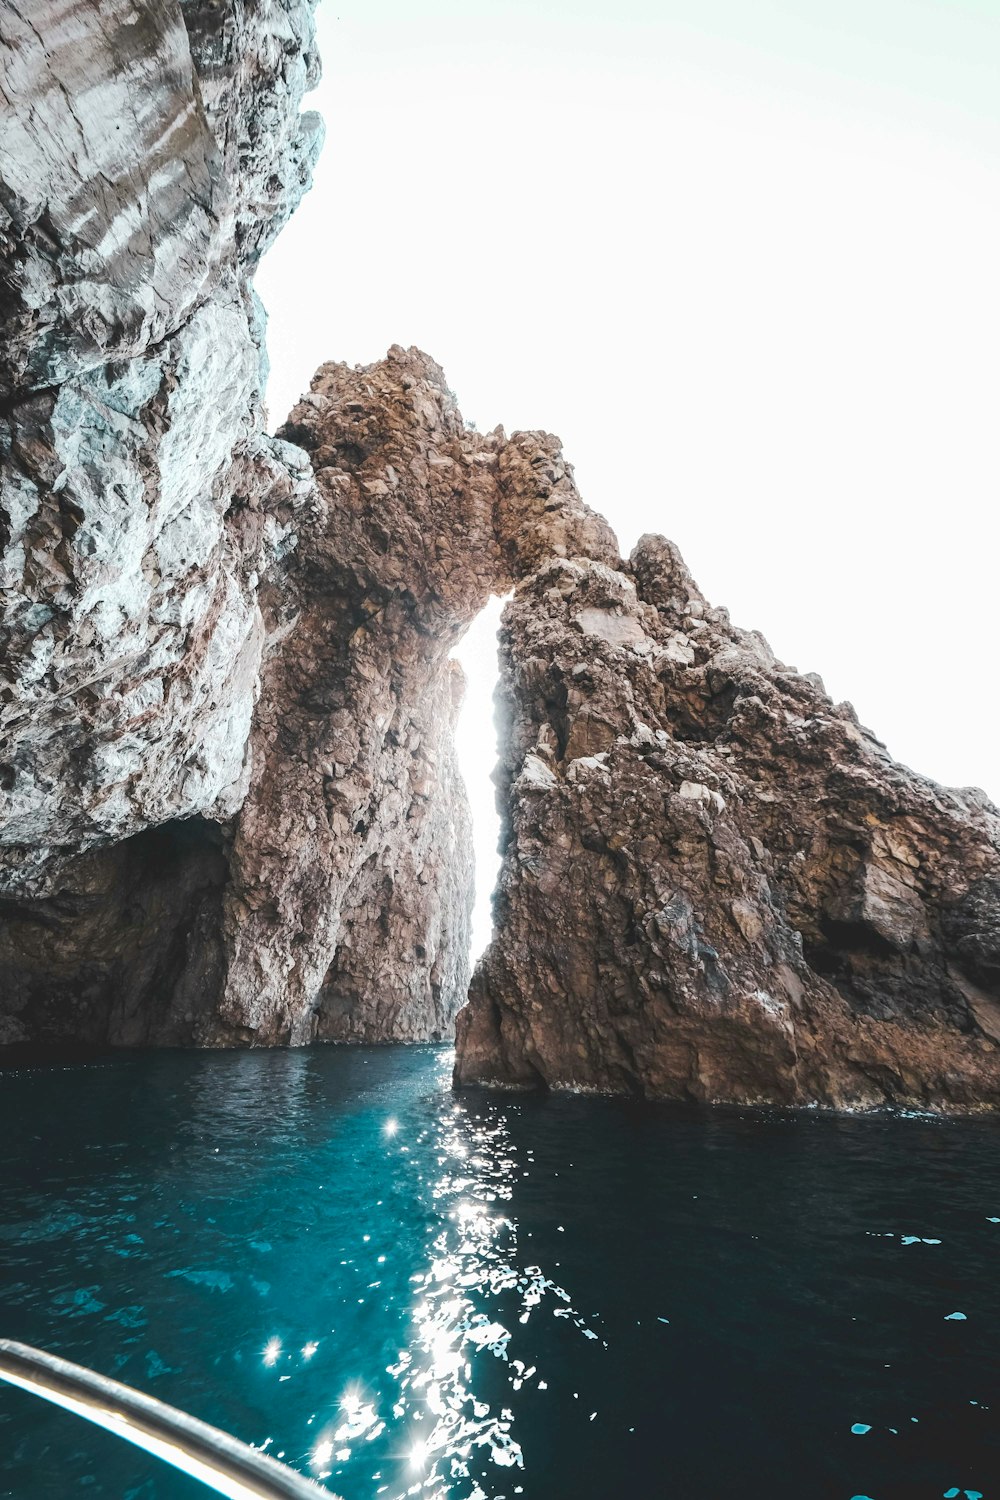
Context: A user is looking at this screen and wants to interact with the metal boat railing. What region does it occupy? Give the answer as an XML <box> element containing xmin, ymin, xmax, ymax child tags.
<box><xmin>0</xmin><ymin>1339</ymin><xmax>330</xmax><ymax>1499</ymax></box>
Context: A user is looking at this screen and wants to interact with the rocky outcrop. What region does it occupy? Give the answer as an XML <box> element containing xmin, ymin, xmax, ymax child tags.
<box><xmin>1</xmin><ymin>0</ymin><xmax>322</xmax><ymax>898</ymax></box>
<box><xmin>0</xmin><ymin>313</ymin><xmax>617</xmax><ymax>1047</ymax></box>
<box><xmin>206</xmin><ymin>350</ymin><xmax>621</xmax><ymax>1046</ymax></box>
<box><xmin>0</xmin><ymin>0</ymin><xmax>493</xmax><ymax>1051</ymax></box>
<box><xmin>0</xmin><ymin>0</ymin><xmax>323</xmax><ymax>1041</ymax></box>
<box><xmin>3</xmin><ymin>6</ymin><xmax>999</xmax><ymax>1099</ymax></box>
<box><xmin>209</xmin><ymin>349</ymin><xmax>504</xmax><ymax>1044</ymax></box>
<box><xmin>455</xmin><ymin>528</ymin><xmax>1000</xmax><ymax>1109</ymax></box>
<box><xmin>0</xmin><ymin>0</ymin><xmax>321</xmax><ymax>392</ymax></box>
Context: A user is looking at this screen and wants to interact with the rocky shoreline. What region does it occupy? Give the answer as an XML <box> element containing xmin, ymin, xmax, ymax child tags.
<box><xmin>2</xmin><ymin>1</ymin><xmax>998</xmax><ymax>1108</ymax></box>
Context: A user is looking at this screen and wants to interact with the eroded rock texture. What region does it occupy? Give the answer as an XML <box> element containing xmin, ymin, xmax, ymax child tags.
<box><xmin>0</xmin><ymin>0</ymin><xmax>322</xmax><ymax>391</ymax></box>
<box><xmin>0</xmin><ymin>3</ymin><xmax>491</xmax><ymax>1050</ymax></box>
<box><xmin>206</xmin><ymin>349</ymin><xmax>620</xmax><ymax>1046</ymax></box>
<box><xmin>3</xmin><ymin>4</ymin><xmax>998</xmax><ymax>1096</ymax></box>
<box><xmin>211</xmin><ymin>349</ymin><xmax>504</xmax><ymax>1044</ymax></box>
<box><xmin>0</xmin><ymin>0</ymin><xmax>322</xmax><ymax>1040</ymax></box>
<box><xmin>455</xmin><ymin>530</ymin><xmax>1000</xmax><ymax>1109</ymax></box>
<box><xmin>0</xmin><ymin>0</ymin><xmax>322</xmax><ymax>898</ymax></box>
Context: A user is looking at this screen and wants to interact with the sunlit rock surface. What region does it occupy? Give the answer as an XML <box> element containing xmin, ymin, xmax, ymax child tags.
<box><xmin>0</xmin><ymin>0</ymin><xmax>322</xmax><ymax>391</ymax></box>
<box><xmin>0</xmin><ymin>0</ymin><xmax>322</xmax><ymax>897</ymax></box>
<box><xmin>0</xmin><ymin>295</ymin><xmax>614</xmax><ymax>1045</ymax></box>
<box><xmin>455</xmin><ymin>531</ymin><xmax>1000</xmax><ymax>1109</ymax></box>
<box><xmin>0</xmin><ymin>6</ymin><xmax>491</xmax><ymax>1048</ymax></box>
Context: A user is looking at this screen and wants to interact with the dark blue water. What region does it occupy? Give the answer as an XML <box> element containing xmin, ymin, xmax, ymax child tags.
<box><xmin>0</xmin><ymin>1047</ymin><xmax>997</xmax><ymax>1500</ymax></box>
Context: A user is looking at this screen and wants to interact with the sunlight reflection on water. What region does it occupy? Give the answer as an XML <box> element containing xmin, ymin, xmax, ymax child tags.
<box><xmin>309</xmin><ymin>1081</ymin><xmax>596</xmax><ymax>1499</ymax></box>
<box><xmin>3</xmin><ymin>1046</ymin><xmax>1000</xmax><ymax>1500</ymax></box>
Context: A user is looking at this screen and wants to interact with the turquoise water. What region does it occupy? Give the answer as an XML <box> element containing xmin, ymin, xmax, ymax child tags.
<box><xmin>0</xmin><ymin>1046</ymin><xmax>998</xmax><ymax>1500</ymax></box>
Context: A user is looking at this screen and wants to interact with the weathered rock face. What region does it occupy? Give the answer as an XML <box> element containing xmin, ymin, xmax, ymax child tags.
<box><xmin>1</xmin><ymin>3</ymin><xmax>500</xmax><ymax>1055</ymax></box>
<box><xmin>0</xmin><ymin>817</ymin><xmax>229</xmax><ymax>1047</ymax></box>
<box><xmin>0</xmin><ymin>0</ymin><xmax>321</xmax><ymax>1043</ymax></box>
<box><xmin>209</xmin><ymin>348</ymin><xmax>504</xmax><ymax>1044</ymax></box>
<box><xmin>455</xmin><ymin>530</ymin><xmax>1000</xmax><ymax>1109</ymax></box>
<box><xmin>0</xmin><ymin>0</ymin><xmax>322</xmax><ymax>392</ymax></box>
<box><xmin>1</xmin><ymin>0</ymin><xmax>322</xmax><ymax>898</ymax></box>
<box><xmin>204</xmin><ymin>350</ymin><xmax>620</xmax><ymax>1046</ymax></box>
<box><xmin>3</xmin><ymin>5</ymin><xmax>999</xmax><ymax>1098</ymax></box>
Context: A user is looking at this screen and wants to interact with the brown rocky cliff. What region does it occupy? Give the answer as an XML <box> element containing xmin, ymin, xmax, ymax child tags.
<box><xmin>0</xmin><ymin>325</ymin><xmax>614</xmax><ymax>1049</ymax></box>
<box><xmin>207</xmin><ymin>349</ymin><xmax>622</xmax><ymax>1047</ymax></box>
<box><xmin>455</xmin><ymin>530</ymin><xmax>1000</xmax><ymax>1109</ymax></box>
<box><xmin>209</xmin><ymin>348</ymin><xmax>504</xmax><ymax>1044</ymax></box>
<box><xmin>2</xmin><ymin>7</ymin><xmax>998</xmax><ymax>1099</ymax></box>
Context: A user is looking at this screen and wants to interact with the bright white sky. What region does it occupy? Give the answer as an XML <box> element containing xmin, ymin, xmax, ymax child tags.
<box><xmin>258</xmin><ymin>0</ymin><xmax>1000</xmax><ymax>957</ymax></box>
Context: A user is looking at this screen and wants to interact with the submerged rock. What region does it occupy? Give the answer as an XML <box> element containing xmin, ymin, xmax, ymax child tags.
<box><xmin>455</xmin><ymin>531</ymin><xmax>1000</xmax><ymax>1109</ymax></box>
